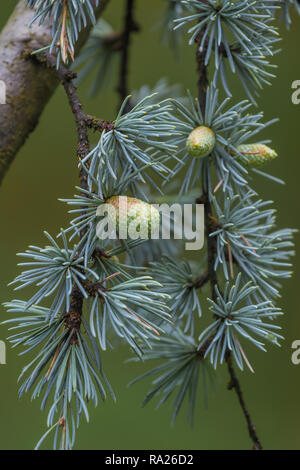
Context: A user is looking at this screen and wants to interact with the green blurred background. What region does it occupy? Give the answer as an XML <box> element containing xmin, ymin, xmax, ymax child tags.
<box><xmin>0</xmin><ymin>0</ymin><xmax>299</xmax><ymax>450</ymax></box>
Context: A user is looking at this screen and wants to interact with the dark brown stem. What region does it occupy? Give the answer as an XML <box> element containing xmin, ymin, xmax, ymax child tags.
<box><xmin>195</xmin><ymin>1</ymin><xmax>262</xmax><ymax>449</ymax></box>
<box><xmin>117</xmin><ymin>0</ymin><xmax>139</xmax><ymax>113</ymax></box>
<box><xmin>193</xmin><ymin>270</ymin><xmax>209</xmax><ymax>289</ymax></box>
<box><xmin>195</xmin><ymin>23</ymin><xmax>218</xmax><ymax>298</ymax></box>
<box><xmin>203</xmin><ymin>194</ymin><xmax>218</xmax><ymax>302</ymax></box>
<box><xmin>196</xmin><ymin>32</ymin><xmax>208</xmax><ymax>114</ymax></box>
<box><xmin>64</xmin><ymin>285</ymin><xmax>84</xmax><ymax>343</ymax></box>
<box><xmin>226</xmin><ymin>352</ymin><xmax>263</xmax><ymax>450</ymax></box>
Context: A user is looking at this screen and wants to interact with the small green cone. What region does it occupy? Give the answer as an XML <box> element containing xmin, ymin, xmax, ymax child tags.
<box><xmin>106</xmin><ymin>196</ymin><xmax>160</xmax><ymax>238</ymax></box>
<box><xmin>186</xmin><ymin>126</ymin><xmax>216</xmax><ymax>158</ymax></box>
<box><xmin>235</xmin><ymin>144</ymin><xmax>278</xmax><ymax>168</ymax></box>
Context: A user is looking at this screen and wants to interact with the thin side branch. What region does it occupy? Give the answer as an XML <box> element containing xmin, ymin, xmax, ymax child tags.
<box><xmin>117</xmin><ymin>0</ymin><xmax>140</xmax><ymax>113</ymax></box>
<box><xmin>226</xmin><ymin>352</ymin><xmax>262</xmax><ymax>450</ymax></box>
<box><xmin>193</xmin><ymin>270</ymin><xmax>209</xmax><ymax>289</ymax></box>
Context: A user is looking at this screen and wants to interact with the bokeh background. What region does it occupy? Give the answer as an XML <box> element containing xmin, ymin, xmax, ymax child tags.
<box><xmin>0</xmin><ymin>0</ymin><xmax>299</xmax><ymax>450</ymax></box>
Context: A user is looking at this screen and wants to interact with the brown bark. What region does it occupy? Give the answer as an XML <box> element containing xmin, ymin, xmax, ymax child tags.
<box><xmin>0</xmin><ymin>0</ymin><xmax>110</xmax><ymax>185</ymax></box>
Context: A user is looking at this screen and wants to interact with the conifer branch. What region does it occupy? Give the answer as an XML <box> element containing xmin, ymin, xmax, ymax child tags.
<box><xmin>119</xmin><ymin>0</ymin><xmax>294</xmax><ymax>448</ymax></box>
<box><xmin>117</xmin><ymin>0</ymin><xmax>140</xmax><ymax>113</ymax></box>
<box><xmin>195</xmin><ymin>0</ymin><xmax>262</xmax><ymax>449</ymax></box>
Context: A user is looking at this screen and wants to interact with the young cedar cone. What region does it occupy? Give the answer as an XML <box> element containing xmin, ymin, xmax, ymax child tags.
<box><xmin>105</xmin><ymin>196</ymin><xmax>160</xmax><ymax>238</ymax></box>
<box><xmin>186</xmin><ymin>126</ymin><xmax>216</xmax><ymax>158</ymax></box>
<box><xmin>235</xmin><ymin>144</ymin><xmax>278</xmax><ymax>167</ymax></box>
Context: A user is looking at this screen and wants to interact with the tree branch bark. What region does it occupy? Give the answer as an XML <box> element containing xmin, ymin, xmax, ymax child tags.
<box><xmin>0</xmin><ymin>0</ymin><xmax>110</xmax><ymax>186</ymax></box>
